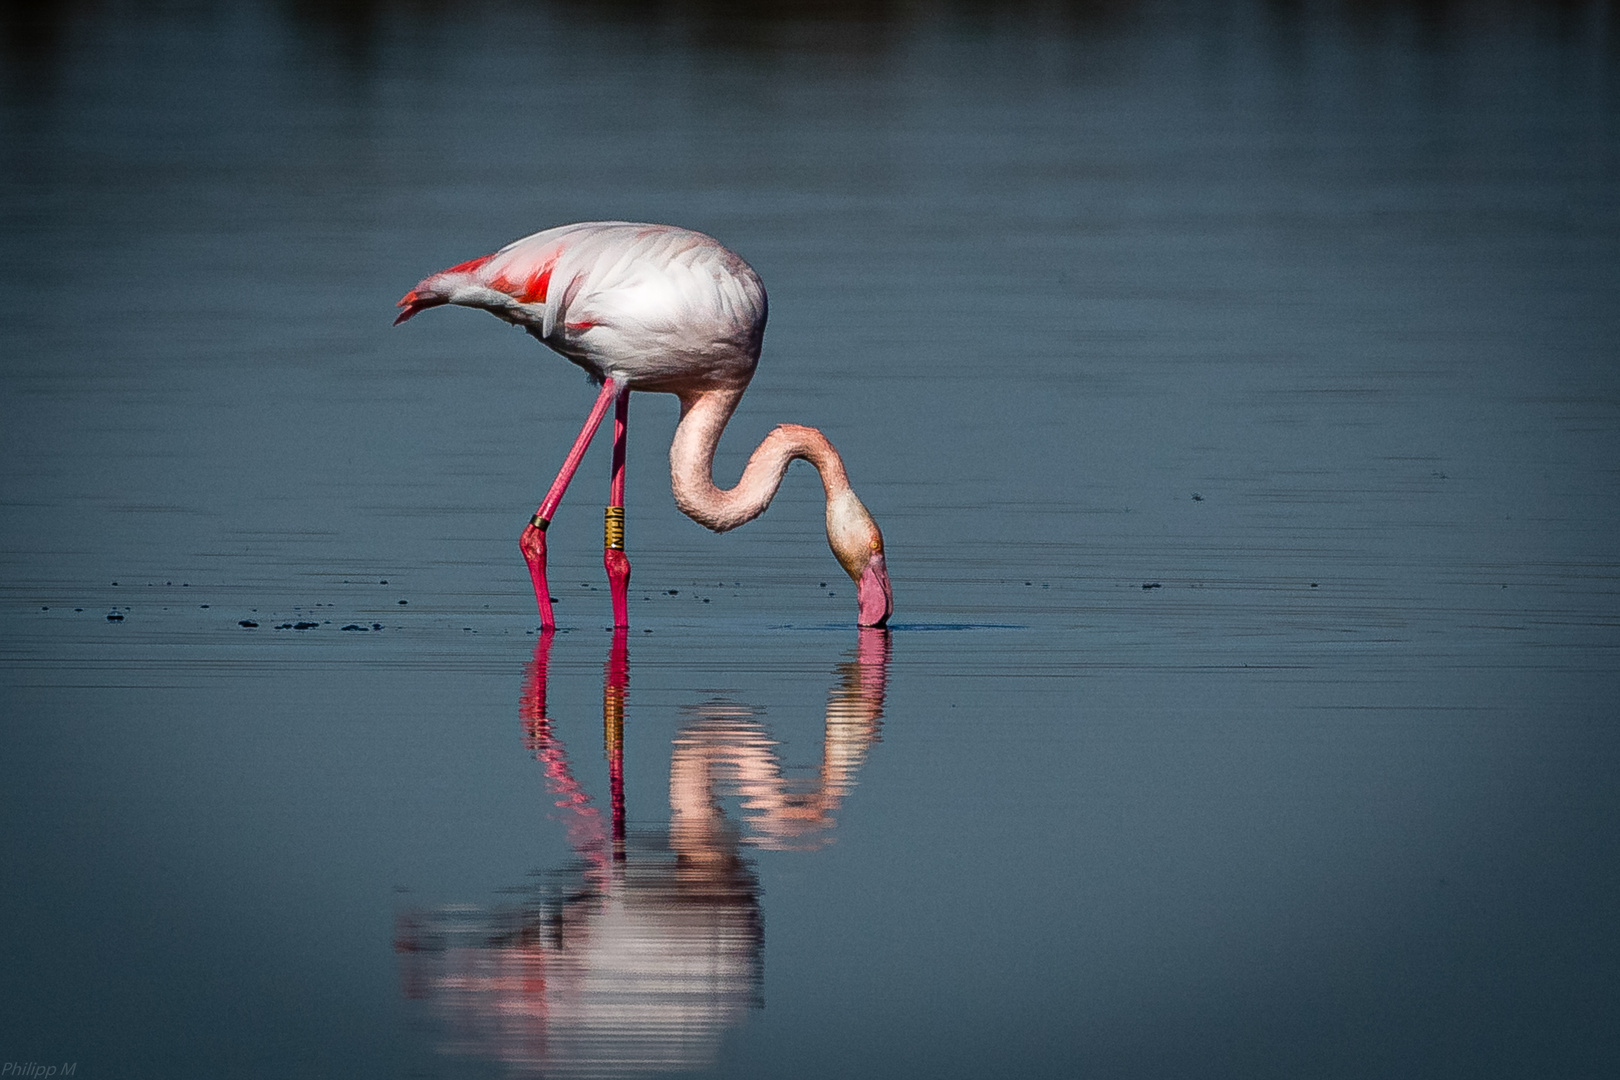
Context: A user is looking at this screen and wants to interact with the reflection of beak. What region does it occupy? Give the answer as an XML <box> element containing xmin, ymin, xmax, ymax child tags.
<box><xmin>857</xmin><ymin>551</ymin><xmax>892</xmax><ymax>628</ymax></box>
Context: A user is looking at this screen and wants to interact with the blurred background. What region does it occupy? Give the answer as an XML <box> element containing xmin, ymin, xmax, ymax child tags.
<box><xmin>2</xmin><ymin>1</ymin><xmax>1617</xmax><ymax>1078</ymax></box>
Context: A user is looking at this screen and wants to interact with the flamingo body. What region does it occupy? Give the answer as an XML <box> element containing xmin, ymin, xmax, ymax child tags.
<box><xmin>396</xmin><ymin>222</ymin><xmax>892</xmax><ymax>629</ymax></box>
<box><xmin>396</xmin><ymin>222</ymin><xmax>766</xmax><ymax>393</ymax></box>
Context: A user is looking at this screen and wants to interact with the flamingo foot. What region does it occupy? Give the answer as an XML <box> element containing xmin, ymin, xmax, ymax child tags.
<box><xmin>521</xmin><ymin>521</ymin><xmax>555</xmax><ymax>631</ymax></box>
<box><xmin>604</xmin><ymin>548</ymin><xmax>631</xmax><ymax>628</ymax></box>
<box><xmin>857</xmin><ymin>552</ymin><xmax>892</xmax><ymax>628</ymax></box>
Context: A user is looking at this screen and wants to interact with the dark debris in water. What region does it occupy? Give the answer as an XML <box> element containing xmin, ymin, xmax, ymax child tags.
<box><xmin>1142</xmin><ymin>582</ymin><xmax>1162</xmax><ymax>589</ymax></box>
<box><xmin>106</xmin><ymin>612</ymin><xmax>124</xmax><ymax>622</ymax></box>
<box><xmin>341</xmin><ymin>624</ymin><xmax>367</xmax><ymax>631</ymax></box>
<box><xmin>240</xmin><ymin>620</ymin><xmax>258</xmax><ymax>628</ymax></box>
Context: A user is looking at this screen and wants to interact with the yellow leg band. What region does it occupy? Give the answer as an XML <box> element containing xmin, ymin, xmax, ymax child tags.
<box><xmin>604</xmin><ymin>506</ymin><xmax>625</xmax><ymax>550</ymax></box>
<box><xmin>604</xmin><ymin>689</ymin><xmax>624</xmax><ymax>752</ymax></box>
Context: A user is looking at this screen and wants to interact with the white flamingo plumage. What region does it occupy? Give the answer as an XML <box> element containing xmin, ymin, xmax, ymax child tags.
<box><xmin>395</xmin><ymin>221</ymin><xmax>893</xmax><ymax>629</ymax></box>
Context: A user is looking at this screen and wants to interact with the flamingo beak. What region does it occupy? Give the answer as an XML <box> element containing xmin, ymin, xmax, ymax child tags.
<box><xmin>394</xmin><ymin>289</ymin><xmax>445</xmax><ymax>325</ymax></box>
<box><xmin>857</xmin><ymin>549</ymin><xmax>892</xmax><ymax>628</ymax></box>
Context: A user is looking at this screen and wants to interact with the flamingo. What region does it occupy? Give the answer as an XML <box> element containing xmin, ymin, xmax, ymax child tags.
<box><xmin>394</xmin><ymin>221</ymin><xmax>893</xmax><ymax>630</ymax></box>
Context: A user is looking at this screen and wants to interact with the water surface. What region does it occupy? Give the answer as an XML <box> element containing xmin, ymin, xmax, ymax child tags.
<box><xmin>2</xmin><ymin>2</ymin><xmax>1618</xmax><ymax>1077</ymax></box>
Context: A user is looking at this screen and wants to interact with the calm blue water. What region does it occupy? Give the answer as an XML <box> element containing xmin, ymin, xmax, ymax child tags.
<box><xmin>3</xmin><ymin>1</ymin><xmax>1618</xmax><ymax>1077</ymax></box>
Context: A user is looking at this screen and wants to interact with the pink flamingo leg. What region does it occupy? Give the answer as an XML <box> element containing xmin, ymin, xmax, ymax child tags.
<box><xmin>521</xmin><ymin>378</ymin><xmax>620</xmax><ymax>630</ymax></box>
<box><xmin>604</xmin><ymin>390</ymin><xmax>632</xmax><ymax>628</ymax></box>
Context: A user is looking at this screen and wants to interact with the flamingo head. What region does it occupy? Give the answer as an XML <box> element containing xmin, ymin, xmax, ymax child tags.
<box><xmin>826</xmin><ymin>490</ymin><xmax>893</xmax><ymax>628</ymax></box>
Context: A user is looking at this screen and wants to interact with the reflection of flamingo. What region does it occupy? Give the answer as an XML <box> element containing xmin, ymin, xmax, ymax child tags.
<box><xmin>395</xmin><ymin>629</ymin><xmax>892</xmax><ymax>1077</ymax></box>
<box><xmin>672</xmin><ymin>628</ymin><xmax>890</xmax><ymax>851</ymax></box>
<box><xmin>395</xmin><ymin>222</ymin><xmax>894</xmax><ymax>630</ymax></box>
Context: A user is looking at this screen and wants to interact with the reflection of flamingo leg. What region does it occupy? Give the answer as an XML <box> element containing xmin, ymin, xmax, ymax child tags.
<box><xmin>520</xmin><ymin>378</ymin><xmax>621</xmax><ymax>631</ymax></box>
<box><xmin>604</xmin><ymin>389</ymin><xmax>631</xmax><ymax>628</ymax></box>
<box><xmin>604</xmin><ymin>628</ymin><xmax>629</xmax><ymax>860</ymax></box>
<box><xmin>521</xmin><ymin>631</ymin><xmax>610</xmax><ymax>878</ymax></box>
<box><xmin>520</xmin><ymin>628</ymin><xmax>556</xmax><ymax>729</ymax></box>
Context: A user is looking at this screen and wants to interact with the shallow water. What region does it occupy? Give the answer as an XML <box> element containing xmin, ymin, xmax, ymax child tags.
<box><xmin>3</xmin><ymin>1</ymin><xmax>1618</xmax><ymax>1077</ymax></box>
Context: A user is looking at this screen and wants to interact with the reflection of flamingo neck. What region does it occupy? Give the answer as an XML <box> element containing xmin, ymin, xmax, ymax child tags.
<box><xmin>821</xmin><ymin>628</ymin><xmax>891</xmax><ymax>802</ymax></box>
<box><xmin>668</xmin><ymin>630</ymin><xmax>894</xmax><ymax>852</ymax></box>
<box><xmin>855</xmin><ymin>625</ymin><xmax>892</xmax><ymax>677</ymax></box>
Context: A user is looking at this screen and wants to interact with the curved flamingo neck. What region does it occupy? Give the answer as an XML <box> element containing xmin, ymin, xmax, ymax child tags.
<box><xmin>669</xmin><ymin>388</ymin><xmax>852</xmax><ymax>533</ymax></box>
